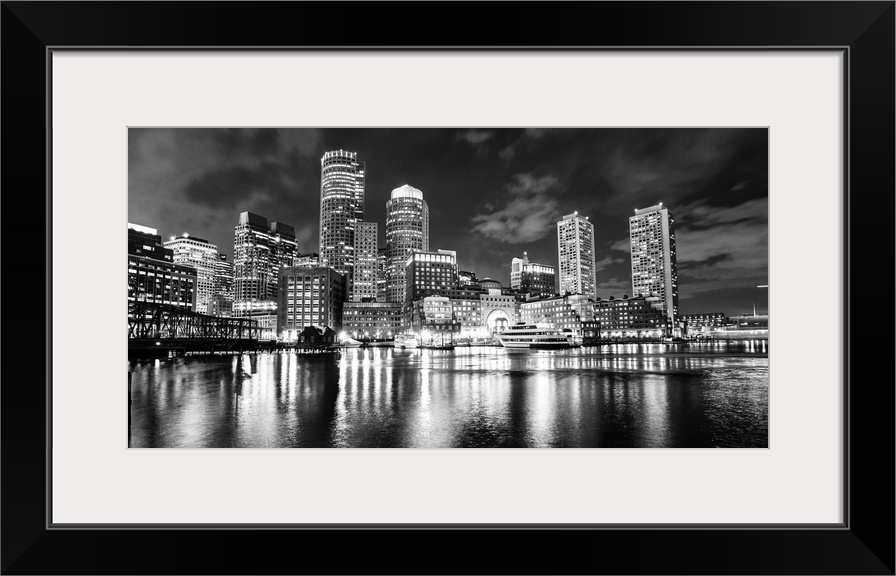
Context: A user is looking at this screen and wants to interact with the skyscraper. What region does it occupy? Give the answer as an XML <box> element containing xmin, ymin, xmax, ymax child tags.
<box><xmin>319</xmin><ymin>150</ymin><xmax>365</xmax><ymax>298</ymax></box>
<box><xmin>556</xmin><ymin>212</ymin><xmax>596</xmax><ymax>300</ymax></box>
<box><xmin>511</xmin><ymin>252</ymin><xmax>556</xmax><ymax>298</ymax></box>
<box><xmin>352</xmin><ymin>221</ymin><xmax>378</xmax><ymax>302</ymax></box>
<box><xmin>629</xmin><ymin>203</ymin><xmax>679</xmax><ymax>329</ymax></box>
<box><xmin>233</xmin><ymin>211</ymin><xmax>274</xmax><ymax>315</ymax></box>
<box><xmin>163</xmin><ymin>234</ymin><xmax>218</xmax><ymax>314</ymax></box>
<box><xmin>232</xmin><ymin>212</ymin><xmax>298</xmax><ymax>315</ymax></box>
<box><xmin>268</xmin><ymin>222</ymin><xmax>298</xmax><ymax>299</ymax></box>
<box><xmin>385</xmin><ymin>184</ymin><xmax>429</xmax><ymax>304</ymax></box>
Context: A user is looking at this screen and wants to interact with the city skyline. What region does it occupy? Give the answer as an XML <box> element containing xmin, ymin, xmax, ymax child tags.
<box><xmin>128</xmin><ymin>128</ymin><xmax>769</xmax><ymax>316</ymax></box>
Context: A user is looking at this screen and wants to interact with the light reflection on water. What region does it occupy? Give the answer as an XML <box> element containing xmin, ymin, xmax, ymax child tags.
<box><xmin>129</xmin><ymin>343</ymin><xmax>768</xmax><ymax>448</ymax></box>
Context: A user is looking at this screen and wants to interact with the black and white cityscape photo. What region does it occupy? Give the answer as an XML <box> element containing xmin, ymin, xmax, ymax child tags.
<box><xmin>128</xmin><ymin>128</ymin><xmax>769</xmax><ymax>448</ymax></box>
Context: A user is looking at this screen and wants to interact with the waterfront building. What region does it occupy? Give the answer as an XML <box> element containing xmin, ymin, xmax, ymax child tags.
<box><xmin>450</xmin><ymin>296</ymin><xmax>484</xmax><ymax>338</ymax></box>
<box><xmin>385</xmin><ymin>184</ymin><xmax>429</xmax><ymax>304</ymax></box>
<box><xmin>458</xmin><ymin>270</ymin><xmax>478</xmax><ymax>286</ymax></box>
<box><xmin>352</xmin><ymin>221</ymin><xmax>379</xmax><ymax>302</ymax></box>
<box><xmin>127</xmin><ymin>223</ymin><xmax>196</xmax><ymax>311</ymax></box>
<box><xmin>682</xmin><ymin>312</ymin><xmax>728</xmax><ymax>336</ymax></box>
<box><xmin>376</xmin><ymin>247</ymin><xmax>388</xmax><ymax>302</ymax></box>
<box><xmin>511</xmin><ymin>252</ymin><xmax>556</xmax><ymax>298</ymax></box>
<box><xmin>163</xmin><ymin>234</ymin><xmax>218</xmax><ymax>314</ymax></box>
<box><xmin>520</xmin><ymin>294</ymin><xmax>595</xmax><ymax>335</ymax></box>
<box><xmin>319</xmin><ymin>150</ymin><xmax>365</xmax><ymax>298</ymax></box>
<box><xmin>233</xmin><ymin>212</ymin><xmax>275</xmax><ymax>316</ymax></box>
<box><xmin>293</xmin><ymin>252</ymin><xmax>320</xmax><ymax>268</ymax></box>
<box><xmin>276</xmin><ymin>266</ymin><xmax>346</xmax><ymax>340</ymax></box>
<box><xmin>710</xmin><ymin>314</ymin><xmax>769</xmax><ymax>340</ymax></box>
<box><xmin>592</xmin><ymin>295</ymin><xmax>668</xmax><ymax>338</ymax></box>
<box><xmin>480</xmin><ymin>289</ymin><xmax>521</xmax><ymax>334</ymax></box>
<box><xmin>629</xmin><ymin>203</ymin><xmax>680</xmax><ymax>332</ymax></box>
<box><xmin>557</xmin><ymin>212</ymin><xmax>596</xmax><ymax>299</ymax></box>
<box><xmin>408</xmin><ymin>296</ymin><xmax>461</xmax><ymax>343</ymax></box>
<box><xmin>342</xmin><ymin>302</ymin><xmax>402</xmax><ymax>340</ymax></box>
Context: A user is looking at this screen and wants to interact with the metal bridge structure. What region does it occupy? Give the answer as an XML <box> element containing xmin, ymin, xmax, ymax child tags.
<box><xmin>128</xmin><ymin>300</ymin><xmax>259</xmax><ymax>340</ymax></box>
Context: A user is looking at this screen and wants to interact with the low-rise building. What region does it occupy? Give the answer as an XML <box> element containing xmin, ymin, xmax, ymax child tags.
<box><xmin>592</xmin><ymin>295</ymin><xmax>668</xmax><ymax>338</ymax></box>
<box><xmin>342</xmin><ymin>301</ymin><xmax>402</xmax><ymax>340</ymax></box>
<box><xmin>520</xmin><ymin>294</ymin><xmax>593</xmax><ymax>335</ymax></box>
<box><xmin>682</xmin><ymin>312</ymin><xmax>728</xmax><ymax>335</ymax></box>
<box><xmin>408</xmin><ymin>296</ymin><xmax>461</xmax><ymax>343</ymax></box>
<box><xmin>276</xmin><ymin>266</ymin><xmax>346</xmax><ymax>340</ymax></box>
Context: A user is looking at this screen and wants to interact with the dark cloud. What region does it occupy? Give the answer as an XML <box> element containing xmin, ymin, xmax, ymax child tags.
<box><xmin>129</xmin><ymin>128</ymin><xmax>768</xmax><ymax>315</ymax></box>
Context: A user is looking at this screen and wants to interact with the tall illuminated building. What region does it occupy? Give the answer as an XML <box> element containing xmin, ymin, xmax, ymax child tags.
<box><xmin>629</xmin><ymin>203</ymin><xmax>679</xmax><ymax>329</ymax></box>
<box><xmin>385</xmin><ymin>184</ymin><xmax>429</xmax><ymax>304</ymax></box>
<box><xmin>268</xmin><ymin>222</ymin><xmax>298</xmax><ymax>299</ymax></box>
<box><xmin>163</xmin><ymin>234</ymin><xmax>218</xmax><ymax>314</ymax></box>
<box><xmin>352</xmin><ymin>221</ymin><xmax>378</xmax><ymax>302</ymax></box>
<box><xmin>233</xmin><ymin>211</ymin><xmax>274</xmax><ymax>315</ymax></box>
<box><xmin>556</xmin><ymin>211</ymin><xmax>596</xmax><ymax>300</ymax></box>
<box><xmin>319</xmin><ymin>150</ymin><xmax>366</xmax><ymax>298</ymax></box>
<box><xmin>511</xmin><ymin>252</ymin><xmax>556</xmax><ymax>298</ymax></box>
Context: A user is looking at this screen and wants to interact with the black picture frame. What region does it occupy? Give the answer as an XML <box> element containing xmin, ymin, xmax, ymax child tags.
<box><xmin>2</xmin><ymin>2</ymin><xmax>893</xmax><ymax>574</ymax></box>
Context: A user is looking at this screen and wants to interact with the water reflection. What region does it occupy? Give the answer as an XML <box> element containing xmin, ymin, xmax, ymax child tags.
<box><xmin>129</xmin><ymin>342</ymin><xmax>768</xmax><ymax>448</ymax></box>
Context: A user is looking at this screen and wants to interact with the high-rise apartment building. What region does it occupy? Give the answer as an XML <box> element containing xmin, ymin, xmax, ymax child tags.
<box><xmin>319</xmin><ymin>150</ymin><xmax>365</xmax><ymax>298</ymax></box>
<box><xmin>511</xmin><ymin>252</ymin><xmax>556</xmax><ymax>298</ymax></box>
<box><xmin>629</xmin><ymin>203</ymin><xmax>679</xmax><ymax>329</ymax></box>
<box><xmin>163</xmin><ymin>234</ymin><xmax>218</xmax><ymax>314</ymax></box>
<box><xmin>385</xmin><ymin>184</ymin><xmax>429</xmax><ymax>304</ymax></box>
<box><xmin>352</xmin><ymin>221</ymin><xmax>378</xmax><ymax>302</ymax></box>
<box><xmin>556</xmin><ymin>212</ymin><xmax>596</xmax><ymax>300</ymax></box>
<box><xmin>233</xmin><ymin>212</ymin><xmax>273</xmax><ymax>315</ymax></box>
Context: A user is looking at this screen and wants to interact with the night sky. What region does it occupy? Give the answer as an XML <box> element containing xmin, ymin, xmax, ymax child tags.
<box><xmin>129</xmin><ymin>128</ymin><xmax>768</xmax><ymax>316</ymax></box>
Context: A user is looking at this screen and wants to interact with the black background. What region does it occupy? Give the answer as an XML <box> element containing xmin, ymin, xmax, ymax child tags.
<box><xmin>2</xmin><ymin>2</ymin><xmax>893</xmax><ymax>574</ymax></box>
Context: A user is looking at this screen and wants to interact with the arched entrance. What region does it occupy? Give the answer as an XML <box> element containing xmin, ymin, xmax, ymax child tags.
<box><xmin>486</xmin><ymin>309</ymin><xmax>511</xmax><ymax>334</ymax></box>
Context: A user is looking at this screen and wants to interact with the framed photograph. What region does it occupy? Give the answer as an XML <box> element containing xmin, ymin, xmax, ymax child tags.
<box><xmin>3</xmin><ymin>1</ymin><xmax>892</xmax><ymax>574</ymax></box>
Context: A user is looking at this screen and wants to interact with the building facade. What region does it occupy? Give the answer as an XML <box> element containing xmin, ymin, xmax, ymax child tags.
<box><xmin>352</xmin><ymin>221</ymin><xmax>378</xmax><ymax>302</ymax></box>
<box><xmin>385</xmin><ymin>184</ymin><xmax>429</xmax><ymax>304</ymax></box>
<box><xmin>127</xmin><ymin>223</ymin><xmax>197</xmax><ymax>312</ymax></box>
<box><xmin>408</xmin><ymin>296</ymin><xmax>461</xmax><ymax>342</ymax></box>
<box><xmin>520</xmin><ymin>294</ymin><xmax>595</xmax><ymax>334</ymax></box>
<box><xmin>592</xmin><ymin>295</ymin><xmax>668</xmax><ymax>338</ymax></box>
<box><xmin>629</xmin><ymin>203</ymin><xmax>680</xmax><ymax>330</ymax></box>
<box><xmin>557</xmin><ymin>212</ymin><xmax>596</xmax><ymax>299</ymax></box>
<box><xmin>276</xmin><ymin>266</ymin><xmax>346</xmax><ymax>340</ymax></box>
<box><xmin>458</xmin><ymin>270</ymin><xmax>478</xmax><ymax>286</ymax></box>
<box><xmin>511</xmin><ymin>252</ymin><xmax>556</xmax><ymax>298</ymax></box>
<box><xmin>319</xmin><ymin>150</ymin><xmax>365</xmax><ymax>298</ymax></box>
<box><xmin>682</xmin><ymin>312</ymin><xmax>728</xmax><ymax>335</ymax></box>
<box><xmin>342</xmin><ymin>302</ymin><xmax>403</xmax><ymax>340</ymax></box>
<box><xmin>163</xmin><ymin>234</ymin><xmax>218</xmax><ymax>314</ymax></box>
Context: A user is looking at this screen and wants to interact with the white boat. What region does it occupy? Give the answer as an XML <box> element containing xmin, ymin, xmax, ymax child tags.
<box><xmin>496</xmin><ymin>323</ymin><xmax>578</xmax><ymax>349</ymax></box>
<box><xmin>395</xmin><ymin>334</ymin><xmax>420</xmax><ymax>349</ymax></box>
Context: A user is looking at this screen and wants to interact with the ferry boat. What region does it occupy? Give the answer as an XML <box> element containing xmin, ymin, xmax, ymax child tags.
<box><xmin>395</xmin><ymin>334</ymin><xmax>420</xmax><ymax>349</ymax></box>
<box><xmin>496</xmin><ymin>323</ymin><xmax>578</xmax><ymax>349</ymax></box>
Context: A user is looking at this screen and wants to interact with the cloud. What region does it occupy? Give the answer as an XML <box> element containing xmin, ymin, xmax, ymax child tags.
<box><xmin>498</xmin><ymin>144</ymin><xmax>516</xmax><ymax>162</ymax></box>
<box><xmin>609</xmin><ymin>238</ymin><xmax>630</xmax><ymax>253</ymax></box>
<box><xmin>595</xmin><ymin>277</ymin><xmax>631</xmax><ymax>294</ymax></box>
<box><xmin>524</xmin><ymin>128</ymin><xmax>546</xmax><ymax>139</ymax></box>
<box><xmin>470</xmin><ymin>173</ymin><xmax>562</xmax><ymax>243</ymax></box>
<box><xmin>459</xmin><ymin>129</ymin><xmax>494</xmax><ymax>145</ymax></box>
<box><xmin>595</xmin><ymin>255</ymin><xmax>625</xmax><ymax>273</ymax></box>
